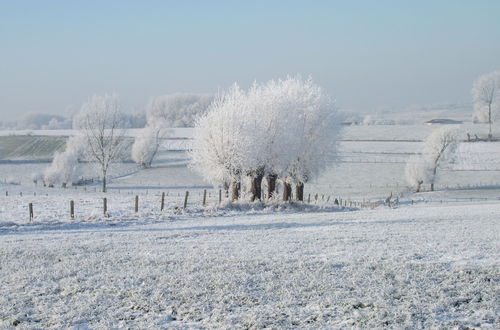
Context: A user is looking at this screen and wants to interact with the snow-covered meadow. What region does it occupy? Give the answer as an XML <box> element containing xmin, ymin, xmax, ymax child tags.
<box><xmin>1</xmin><ymin>201</ymin><xmax>498</xmax><ymax>328</ymax></box>
<box><xmin>0</xmin><ymin>124</ymin><xmax>499</xmax><ymax>328</ymax></box>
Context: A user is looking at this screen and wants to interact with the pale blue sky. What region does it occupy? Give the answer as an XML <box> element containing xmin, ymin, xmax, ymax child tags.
<box><xmin>1</xmin><ymin>0</ymin><xmax>499</xmax><ymax>119</ymax></box>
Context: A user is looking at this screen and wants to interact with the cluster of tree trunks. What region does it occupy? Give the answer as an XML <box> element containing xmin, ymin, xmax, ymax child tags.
<box><xmin>230</xmin><ymin>175</ymin><xmax>305</xmax><ymax>202</ymax></box>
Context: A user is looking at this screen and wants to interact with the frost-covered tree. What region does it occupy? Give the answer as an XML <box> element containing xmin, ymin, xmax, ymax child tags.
<box><xmin>21</xmin><ymin>113</ymin><xmax>71</xmax><ymax>130</ymax></box>
<box><xmin>405</xmin><ymin>156</ymin><xmax>429</xmax><ymax>192</ymax></box>
<box><xmin>73</xmin><ymin>94</ymin><xmax>127</xmax><ymax>192</ymax></box>
<box><xmin>422</xmin><ymin>126</ymin><xmax>459</xmax><ymax>191</ymax></box>
<box><xmin>190</xmin><ymin>85</ymin><xmax>246</xmax><ymax>201</ymax></box>
<box><xmin>44</xmin><ymin>135</ymin><xmax>85</xmax><ymax>187</ymax></box>
<box><xmin>190</xmin><ymin>76</ymin><xmax>341</xmax><ymax>202</ymax></box>
<box><xmin>275</xmin><ymin>77</ymin><xmax>340</xmax><ymax>201</ymax></box>
<box><xmin>472</xmin><ymin>70</ymin><xmax>500</xmax><ymax>140</ymax></box>
<box><xmin>133</xmin><ymin>94</ymin><xmax>212</xmax><ymax>166</ymax></box>
<box><xmin>131</xmin><ymin>122</ymin><xmax>164</xmax><ymax>168</ymax></box>
<box><xmin>147</xmin><ymin>93</ymin><xmax>213</xmax><ymax>128</ymax></box>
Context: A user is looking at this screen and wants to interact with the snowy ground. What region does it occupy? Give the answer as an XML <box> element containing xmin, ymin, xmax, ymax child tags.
<box><xmin>0</xmin><ymin>124</ymin><xmax>499</xmax><ymax>328</ymax></box>
<box><xmin>1</xmin><ymin>202</ymin><xmax>498</xmax><ymax>328</ymax></box>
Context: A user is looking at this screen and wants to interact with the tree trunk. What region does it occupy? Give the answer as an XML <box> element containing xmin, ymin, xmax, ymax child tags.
<box><xmin>282</xmin><ymin>181</ymin><xmax>292</xmax><ymax>201</ymax></box>
<box><xmin>250</xmin><ymin>174</ymin><xmax>264</xmax><ymax>201</ymax></box>
<box><xmin>231</xmin><ymin>181</ymin><xmax>240</xmax><ymax>201</ymax></box>
<box><xmin>295</xmin><ymin>182</ymin><xmax>304</xmax><ymax>201</ymax></box>
<box><xmin>102</xmin><ymin>174</ymin><xmax>107</xmax><ymax>193</ymax></box>
<box><xmin>430</xmin><ymin>166</ymin><xmax>438</xmax><ymax>192</ymax></box>
<box><xmin>489</xmin><ymin>104</ymin><xmax>493</xmax><ymax>140</ymax></box>
<box><xmin>266</xmin><ymin>174</ymin><xmax>277</xmax><ymax>199</ymax></box>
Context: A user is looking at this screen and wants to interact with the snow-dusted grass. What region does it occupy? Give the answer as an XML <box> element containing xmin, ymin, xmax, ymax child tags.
<box><xmin>0</xmin><ymin>124</ymin><xmax>499</xmax><ymax>328</ymax></box>
<box><xmin>1</xmin><ymin>203</ymin><xmax>498</xmax><ymax>328</ymax></box>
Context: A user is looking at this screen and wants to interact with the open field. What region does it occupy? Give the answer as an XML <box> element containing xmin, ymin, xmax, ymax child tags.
<box><xmin>1</xmin><ymin>202</ymin><xmax>498</xmax><ymax>328</ymax></box>
<box><xmin>0</xmin><ymin>124</ymin><xmax>499</xmax><ymax>328</ymax></box>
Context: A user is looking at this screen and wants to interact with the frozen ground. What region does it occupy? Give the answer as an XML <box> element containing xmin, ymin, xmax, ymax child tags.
<box><xmin>0</xmin><ymin>124</ymin><xmax>499</xmax><ymax>328</ymax></box>
<box><xmin>0</xmin><ymin>201</ymin><xmax>498</xmax><ymax>328</ymax></box>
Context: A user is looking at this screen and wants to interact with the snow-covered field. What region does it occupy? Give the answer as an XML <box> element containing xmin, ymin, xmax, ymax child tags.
<box><xmin>1</xmin><ymin>124</ymin><xmax>500</xmax><ymax>200</ymax></box>
<box><xmin>0</xmin><ymin>124</ymin><xmax>499</xmax><ymax>328</ymax></box>
<box><xmin>1</xmin><ymin>201</ymin><xmax>498</xmax><ymax>328</ymax></box>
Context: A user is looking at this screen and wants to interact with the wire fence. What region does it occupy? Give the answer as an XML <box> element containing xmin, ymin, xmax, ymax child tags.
<box><xmin>3</xmin><ymin>188</ymin><xmax>390</xmax><ymax>223</ymax></box>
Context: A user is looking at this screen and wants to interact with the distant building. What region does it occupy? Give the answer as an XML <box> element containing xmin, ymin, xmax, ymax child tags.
<box><xmin>424</xmin><ymin>119</ymin><xmax>463</xmax><ymax>125</ymax></box>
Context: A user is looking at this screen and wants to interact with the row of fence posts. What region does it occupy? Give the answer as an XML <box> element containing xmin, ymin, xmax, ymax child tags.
<box><xmin>26</xmin><ymin>190</ymin><xmax>194</xmax><ymax>221</ymax></box>
<box><xmin>23</xmin><ymin>189</ymin><xmax>378</xmax><ymax>221</ymax></box>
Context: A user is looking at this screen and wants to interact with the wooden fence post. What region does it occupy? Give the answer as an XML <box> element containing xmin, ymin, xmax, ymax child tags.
<box><xmin>29</xmin><ymin>203</ymin><xmax>33</xmax><ymax>221</ymax></box>
<box><xmin>202</xmin><ymin>189</ymin><xmax>207</xmax><ymax>206</ymax></box>
<box><xmin>184</xmin><ymin>191</ymin><xmax>189</xmax><ymax>209</ymax></box>
<box><xmin>135</xmin><ymin>195</ymin><xmax>139</xmax><ymax>213</ymax></box>
<box><xmin>70</xmin><ymin>200</ymin><xmax>74</xmax><ymax>219</ymax></box>
<box><xmin>161</xmin><ymin>192</ymin><xmax>165</xmax><ymax>211</ymax></box>
<box><xmin>103</xmin><ymin>198</ymin><xmax>107</xmax><ymax>216</ymax></box>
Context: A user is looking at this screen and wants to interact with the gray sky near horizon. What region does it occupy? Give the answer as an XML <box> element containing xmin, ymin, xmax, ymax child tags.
<box><xmin>1</xmin><ymin>0</ymin><xmax>499</xmax><ymax>120</ymax></box>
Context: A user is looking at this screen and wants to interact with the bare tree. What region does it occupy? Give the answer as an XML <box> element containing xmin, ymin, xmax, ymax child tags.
<box><xmin>472</xmin><ymin>70</ymin><xmax>500</xmax><ymax>140</ymax></box>
<box><xmin>73</xmin><ymin>94</ymin><xmax>127</xmax><ymax>192</ymax></box>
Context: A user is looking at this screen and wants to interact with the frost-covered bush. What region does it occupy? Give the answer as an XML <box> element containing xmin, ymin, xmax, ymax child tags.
<box><xmin>147</xmin><ymin>93</ymin><xmax>213</xmax><ymax>128</ymax></box>
<box><xmin>131</xmin><ymin>122</ymin><xmax>164</xmax><ymax>168</ymax></box>
<box><xmin>44</xmin><ymin>135</ymin><xmax>85</xmax><ymax>187</ymax></box>
<box><xmin>190</xmin><ymin>76</ymin><xmax>341</xmax><ymax>201</ymax></box>
<box><xmin>131</xmin><ymin>93</ymin><xmax>212</xmax><ymax>167</ymax></box>
<box><xmin>6</xmin><ymin>177</ymin><xmax>20</xmax><ymax>185</ymax></box>
<box><xmin>404</xmin><ymin>156</ymin><xmax>429</xmax><ymax>192</ymax></box>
